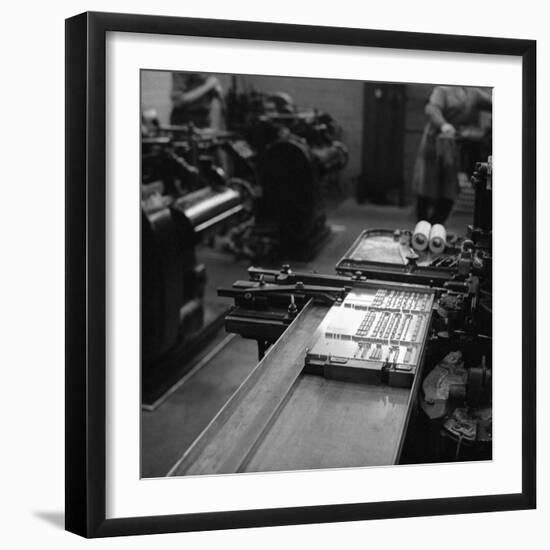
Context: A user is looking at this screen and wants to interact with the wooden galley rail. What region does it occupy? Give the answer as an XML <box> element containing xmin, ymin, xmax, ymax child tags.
<box><xmin>168</xmin><ymin>301</ymin><xmax>329</xmax><ymax>476</ymax></box>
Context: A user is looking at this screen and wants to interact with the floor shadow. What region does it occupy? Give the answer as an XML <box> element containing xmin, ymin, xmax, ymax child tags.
<box><xmin>33</xmin><ymin>510</ymin><xmax>65</xmax><ymax>530</ymax></box>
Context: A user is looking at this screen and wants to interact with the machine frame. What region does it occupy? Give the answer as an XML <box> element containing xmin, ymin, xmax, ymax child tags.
<box><xmin>66</xmin><ymin>10</ymin><xmax>536</xmax><ymax>538</ymax></box>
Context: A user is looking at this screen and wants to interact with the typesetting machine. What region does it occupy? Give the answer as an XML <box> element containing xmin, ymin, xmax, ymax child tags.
<box><xmin>169</xmin><ymin>161</ymin><xmax>493</xmax><ymax>477</ymax></box>
<box><xmin>305</xmin><ymin>286</ymin><xmax>435</xmax><ymax>388</ymax></box>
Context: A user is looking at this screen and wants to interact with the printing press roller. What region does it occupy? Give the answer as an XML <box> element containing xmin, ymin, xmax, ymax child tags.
<box><xmin>142</xmin><ymin>181</ymin><xmax>252</xmax><ymax>369</ymax></box>
<box><xmin>172</xmin><ymin>184</ymin><xmax>245</xmax><ymax>235</ymax></box>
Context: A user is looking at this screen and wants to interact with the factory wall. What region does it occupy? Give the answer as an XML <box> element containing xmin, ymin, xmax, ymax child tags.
<box><xmin>140</xmin><ymin>72</ymin><xmax>435</xmax><ymax>203</ymax></box>
<box><xmin>236</xmin><ymin>74</ymin><xmax>364</xmax><ymax>192</ymax></box>
<box><xmin>141</xmin><ymin>71</ymin><xmax>364</xmax><ymax>193</ymax></box>
<box><xmin>141</xmin><ymin>71</ymin><xmax>233</xmax><ymax>126</ymax></box>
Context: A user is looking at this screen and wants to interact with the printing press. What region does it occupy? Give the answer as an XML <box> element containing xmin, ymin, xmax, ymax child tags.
<box><xmin>141</xmin><ymin>122</ymin><xmax>256</xmax><ymax>374</ymax></box>
<box><xmin>168</xmin><ymin>159</ymin><xmax>493</xmax><ymax>476</ymax></box>
<box><xmin>226</xmin><ymin>87</ymin><xmax>349</xmax><ymax>259</ymax></box>
<box><xmin>141</xmin><ymin>94</ymin><xmax>349</xmax><ymax>378</ymax></box>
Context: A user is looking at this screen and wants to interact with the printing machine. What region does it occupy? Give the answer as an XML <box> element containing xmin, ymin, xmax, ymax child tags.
<box><xmin>141</xmin><ymin>97</ymin><xmax>350</xmax><ymax>376</ymax></box>
<box><xmin>226</xmin><ymin>87</ymin><xmax>349</xmax><ymax>260</ymax></box>
<box><xmin>141</xmin><ymin>124</ymin><xmax>256</xmax><ymax>378</ymax></box>
<box><xmin>168</xmin><ymin>159</ymin><xmax>493</xmax><ymax>476</ymax></box>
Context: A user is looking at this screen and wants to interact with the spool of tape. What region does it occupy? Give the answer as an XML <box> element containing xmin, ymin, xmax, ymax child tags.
<box><xmin>429</xmin><ymin>224</ymin><xmax>447</xmax><ymax>255</ymax></box>
<box><xmin>412</xmin><ymin>220</ymin><xmax>431</xmax><ymax>251</ymax></box>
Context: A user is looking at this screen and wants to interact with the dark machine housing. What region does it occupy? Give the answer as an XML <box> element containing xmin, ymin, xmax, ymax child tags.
<box><xmin>218</xmin><ymin>158</ymin><xmax>493</xmax><ymax>464</ymax></box>
<box><xmin>141</xmin><ymin>122</ymin><xmax>256</xmax><ymax>378</ymax></box>
<box><xmin>226</xmin><ymin>88</ymin><xmax>349</xmax><ymax>260</ymax></box>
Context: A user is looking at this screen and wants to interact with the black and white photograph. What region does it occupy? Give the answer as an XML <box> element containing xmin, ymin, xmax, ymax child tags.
<box><xmin>59</xmin><ymin>9</ymin><xmax>536</xmax><ymax>540</ymax></box>
<box><xmin>140</xmin><ymin>70</ymin><xmax>494</xmax><ymax>478</ymax></box>
<box><xmin>1</xmin><ymin>0</ymin><xmax>545</xmax><ymax>546</ymax></box>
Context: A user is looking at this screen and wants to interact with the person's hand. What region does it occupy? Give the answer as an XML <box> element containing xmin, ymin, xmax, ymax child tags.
<box><xmin>206</xmin><ymin>76</ymin><xmax>223</xmax><ymax>97</ymax></box>
<box><xmin>170</xmin><ymin>90</ymin><xmax>185</xmax><ymax>107</ymax></box>
<box><xmin>440</xmin><ymin>122</ymin><xmax>456</xmax><ymax>137</ymax></box>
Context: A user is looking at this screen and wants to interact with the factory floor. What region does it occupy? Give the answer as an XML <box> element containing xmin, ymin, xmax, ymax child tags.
<box><xmin>141</xmin><ymin>198</ymin><xmax>471</xmax><ymax>478</ymax></box>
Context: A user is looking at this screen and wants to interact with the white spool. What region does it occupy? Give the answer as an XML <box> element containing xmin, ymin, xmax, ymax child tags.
<box><xmin>412</xmin><ymin>220</ymin><xmax>431</xmax><ymax>251</ymax></box>
<box><xmin>429</xmin><ymin>224</ymin><xmax>447</xmax><ymax>254</ymax></box>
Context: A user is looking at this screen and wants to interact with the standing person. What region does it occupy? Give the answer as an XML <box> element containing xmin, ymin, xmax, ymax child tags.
<box><xmin>412</xmin><ymin>86</ymin><xmax>492</xmax><ymax>224</ymax></box>
<box><xmin>170</xmin><ymin>72</ymin><xmax>224</xmax><ymax>129</ymax></box>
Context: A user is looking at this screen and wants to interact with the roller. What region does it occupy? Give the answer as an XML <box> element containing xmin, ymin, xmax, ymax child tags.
<box><xmin>429</xmin><ymin>224</ymin><xmax>447</xmax><ymax>255</ymax></box>
<box><xmin>412</xmin><ymin>220</ymin><xmax>431</xmax><ymax>252</ymax></box>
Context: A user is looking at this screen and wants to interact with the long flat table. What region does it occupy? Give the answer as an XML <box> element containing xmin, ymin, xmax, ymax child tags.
<box><xmin>169</xmin><ymin>301</ymin><xmax>420</xmax><ymax>477</ymax></box>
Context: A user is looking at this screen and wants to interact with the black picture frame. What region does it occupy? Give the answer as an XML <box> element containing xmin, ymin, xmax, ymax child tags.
<box><xmin>65</xmin><ymin>11</ymin><xmax>536</xmax><ymax>538</ymax></box>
